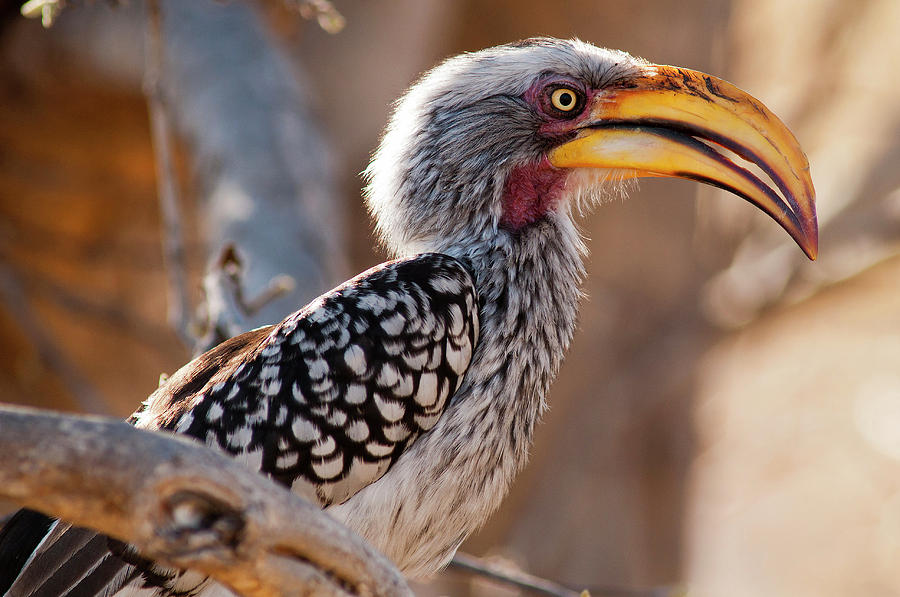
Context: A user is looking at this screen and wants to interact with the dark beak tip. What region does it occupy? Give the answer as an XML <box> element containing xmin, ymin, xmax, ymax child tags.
<box><xmin>803</xmin><ymin>212</ymin><xmax>819</xmax><ymax>261</ymax></box>
<box><xmin>798</xmin><ymin>224</ymin><xmax>819</xmax><ymax>261</ymax></box>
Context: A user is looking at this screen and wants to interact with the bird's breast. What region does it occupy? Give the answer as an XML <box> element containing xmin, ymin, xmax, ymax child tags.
<box><xmin>328</xmin><ymin>222</ymin><xmax>585</xmax><ymax>577</ymax></box>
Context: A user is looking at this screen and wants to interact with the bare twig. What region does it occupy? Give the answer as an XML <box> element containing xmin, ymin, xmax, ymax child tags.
<box><xmin>193</xmin><ymin>244</ymin><xmax>296</xmax><ymax>354</ymax></box>
<box><xmin>209</xmin><ymin>245</ymin><xmax>296</xmax><ymax>319</ymax></box>
<box><xmin>449</xmin><ymin>553</ymin><xmax>582</xmax><ymax>597</ymax></box>
<box><xmin>144</xmin><ymin>0</ymin><xmax>193</xmax><ymax>347</ymax></box>
<box><xmin>0</xmin><ymin>264</ymin><xmax>110</xmax><ymax>414</ymax></box>
<box><xmin>448</xmin><ymin>552</ymin><xmax>682</xmax><ymax>597</ymax></box>
<box><xmin>0</xmin><ymin>404</ymin><xmax>412</xmax><ymax>597</ymax></box>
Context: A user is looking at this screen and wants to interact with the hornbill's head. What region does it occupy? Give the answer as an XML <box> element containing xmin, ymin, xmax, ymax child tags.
<box><xmin>365</xmin><ymin>38</ymin><xmax>817</xmax><ymax>260</ymax></box>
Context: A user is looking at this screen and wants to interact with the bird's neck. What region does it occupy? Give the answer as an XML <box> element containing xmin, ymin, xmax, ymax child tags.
<box><xmin>444</xmin><ymin>210</ymin><xmax>586</xmax><ymax>465</ymax></box>
<box><xmin>330</xmin><ymin>212</ymin><xmax>587</xmax><ymax>575</ymax></box>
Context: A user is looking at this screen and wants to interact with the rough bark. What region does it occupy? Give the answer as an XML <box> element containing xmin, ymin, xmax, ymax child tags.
<box><xmin>0</xmin><ymin>404</ymin><xmax>412</xmax><ymax>597</ymax></box>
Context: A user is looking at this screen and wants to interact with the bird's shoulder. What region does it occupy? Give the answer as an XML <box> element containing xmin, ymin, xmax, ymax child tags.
<box><xmin>135</xmin><ymin>252</ymin><xmax>480</xmax><ymax>506</ymax></box>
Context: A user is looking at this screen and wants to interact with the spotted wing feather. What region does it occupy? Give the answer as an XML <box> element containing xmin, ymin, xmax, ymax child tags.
<box><xmin>142</xmin><ymin>252</ymin><xmax>479</xmax><ymax>505</ymax></box>
<box><xmin>0</xmin><ymin>253</ymin><xmax>478</xmax><ymax>596</ymax></box>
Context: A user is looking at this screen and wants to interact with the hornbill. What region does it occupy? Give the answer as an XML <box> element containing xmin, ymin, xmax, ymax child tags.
<box><xmin>0</xmin><ymin>38</ymin><xmax>816</xmax><ymax>596</ymax></box>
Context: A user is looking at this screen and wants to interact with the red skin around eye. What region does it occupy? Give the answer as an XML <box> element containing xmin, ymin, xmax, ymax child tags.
<box><xmin>522</xmin><ymin>77</ymin><xmax>599</xmax><ymax>135</ymax></box>
<box><xmin>499</xmin><ymin>80</ymin><xmax>599</xmax><ymax>230</ymax></box>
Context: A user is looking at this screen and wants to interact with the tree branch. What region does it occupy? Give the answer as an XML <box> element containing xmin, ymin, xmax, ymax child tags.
<box><xmin>449</xmin><ymin>552</ymin><xmax>584</xmax><ymax>597</ymax></box>
<box><xmin>448</xmin><ymin>552</ymin><xmax>682</xmax><ymax>597</ymax></box>
<box><xmin>0</xmin><ymin>404</ymin><xmax>412</xmax><ymax>597</ymax></box>
<box><xmin>144</xmin><ymin>0</ymin><xmax>194</xmax><ymax>347</ymax></box>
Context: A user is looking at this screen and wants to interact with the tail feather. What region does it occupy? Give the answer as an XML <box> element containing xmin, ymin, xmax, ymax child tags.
<box><xmin>58</xmin><ymin>555</ymin><xmax>140</xmax><ymax>597</ymax></box>
<box><xmin>23</xmin><ymin>531</ymin><xmax>109</xmax><ymax>596</ymax></box>
<box><xmin>0</xmin><ymin>510</ymin><xmax>55</xmax><ymax>594</ymax></box>
<box><xmin>0</xmin><ymin>512</ymin><xmax>141</xmax><ymax>597</ymax></box>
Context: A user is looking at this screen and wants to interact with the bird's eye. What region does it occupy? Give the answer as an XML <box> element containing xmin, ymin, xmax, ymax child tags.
<box><xmin>550</xmin><ymin>88</ymin><xmax>578</xmax><ymax>111</ymax></box>
<box><xmin>540</xmin><ymin>85</ymin><xmax>585</xmax><ymax>118</ymax></box>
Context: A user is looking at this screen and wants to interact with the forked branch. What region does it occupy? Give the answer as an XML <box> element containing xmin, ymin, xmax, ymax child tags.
<box><xmin>0</xmin><ymin>405</ymin><xmax>412</xmax><ymax>597</ymax></box>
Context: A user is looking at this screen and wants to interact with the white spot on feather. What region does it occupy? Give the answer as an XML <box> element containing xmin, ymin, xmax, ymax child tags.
<box><xmin>380</xmin><ymin>312</ymin><xmax>405</xmax><ymax>336</ymax></box>
<box><xmin>383</xmin><ymin>340</ymin><xmax>404</xmax><ymax>356</ymax></box>
<box><xmin>289</xmin><ymin>329</ymin><xmax>307</xmax><ymax>345</ymax></box>
<box><xmin>246</xmin><ymin>402</ymin><xmax>268</xmax><ymax>424</ymax></box>
<box><xmin>292</xmin><ymin>417</ymin><xmax>321</xmax><ymax>442</ymax></box>
<box><xmin>312</xmin><ymin>453</ymin><xmax>344</xmax><ymax>480</ymax></box>
<box><xmin>227</xmin><ymin>426</ymin><xmax>252</xmax><ymax>449</ymax></box>
<box><xmin>175</xmin><ymin>411</ymin><xmax>193</xmax><ymax>433</ymax></box>
<box><xmin>312</xmin><ymin>436</ymin><xmax>336</xmax><ymax>457</ymax></box>
<box><xmin>306</xmin><ymin>357</ymin><xmax>329</xmax><ymax>380</ymax></box>
<box><xmin>328</xmin><ymin>409</ymin><xmax>347</xmax><ymax>427</ymax></box>
<box><xmin>402</xmin><ymin>350</ymin><xmax>428</xmax><ymax>369</ymax></box>
<box><xmin>312</xmin><ymin>377</ymin><xmax>334</xmax><ymax>394</ymax></box>
<box><xmin>309</xmin><ymin>307</ymin><xmax>332</xmax><ymax>324</ymax></box>
<box><xmin>394</xmin><ymin>371</ymin><xmax>414</xmax><ymax>397</ymax></box>
<box><xmin>345</xmin><ymin>384</ymin><xmax>367</xmax><ymax>404</ymax></box>
<box><xmin>421</xmin><ymin>312</ymin><xmax>437</xmax><ymax>335</ymax></box>
<box><xmin>365</xmin><ymin>442</ymin><xmax>394</xmax><ymax>457</ymax></box>
<box><xmin>359</xmin><ymin>294</ymin><xmax>390</xmax><ymax>316</ymax></box>
<box><xmin>427</xmin><ymin>347</ymin><xmax>442</xmax><ymax>369</ymax></box>
<box><xmin>384</xmin><ymin>423</ymin><xmax>411</xmax><ymax>442</ymax></box>
<box><xmin>261</xmin><ymin>343</ymin><xmax>280</xmax><ymax>358</ymax></box>
<box><xmin>262</xmin><ymin>378</ymin><xmax>281</xmax><ymax>396</ymax></box>
<box><xmin>445</xmin><ymin>339</ymin><xmax>471</xmax><ymax>375</ymax></box>
<box><xmin>376</xmin><ymin>363</ymin><xmax>400</xmax><ymax>388</ymax></box>
<box><xmin>344</xmin><ymin>345</ymin><xmax>367</xmax><ymax>375</ymax></box>
<box><xmin>206</xmin><ymin>402</ymin><xmax>224</xmax><ymax>423</ymax></box>
<box><xmin>277</xmin><ymin>451</ymin><xmax>299</xmax><ymax>468</ymax></box>
<box><xmin>374</xmin><ymin>393</ymin><xmax>405</xmax><ymax>422</ymax></box>
<box><xmin>414</xmin><ymin>372</ymin><xmax>438</xmax><ymax>408</ymax></box>
<box><xmin>447</xmin><ymin>303</ymin><xmax>465</xmax><ymax>336</ymax></box>
<box><xmin>346</xmin><ymin>419</ymin><xmax>370</xmax><ymax>442</ymax></box>
<box><xmin>435</xmin><ymin>377</ymin><xmax>450</xmax><ymax>410</ymax></box>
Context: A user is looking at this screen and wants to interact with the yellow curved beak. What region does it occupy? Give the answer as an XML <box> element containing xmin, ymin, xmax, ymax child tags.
<box><xmin>548</xmin><ymin>64</ymin><xmax>818</xmax><ymax>260</ymax></box>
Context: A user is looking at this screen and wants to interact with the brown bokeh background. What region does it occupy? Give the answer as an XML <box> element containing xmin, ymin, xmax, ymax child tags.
<box><xmin>1</xmin><ymin>1</ymin><xmax>899</xmax><ymax>596</ymax></box>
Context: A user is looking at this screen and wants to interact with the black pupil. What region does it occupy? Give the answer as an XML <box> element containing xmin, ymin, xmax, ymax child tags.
<box><xmin>558</xmin><ymin>92</ymin><xmax>573</xmax><ymax>107</ymax></box>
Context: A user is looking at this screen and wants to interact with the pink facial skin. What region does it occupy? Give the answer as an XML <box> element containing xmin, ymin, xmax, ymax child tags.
<box><xmin>500</xmin><ymin>156</ymin><xmax>568</xmax><ymax>230</ymax></box>
<box><xmin>500</xmin><ymin>78</ymin><xmax>599</xmax><ymax>230</ymax></box>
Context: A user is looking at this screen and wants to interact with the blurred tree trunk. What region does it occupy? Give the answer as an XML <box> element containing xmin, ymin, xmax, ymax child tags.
<box><xmin>158</xmin><ymin>0</ymin><xmax>348</xmax><ymax>350</ymax></box>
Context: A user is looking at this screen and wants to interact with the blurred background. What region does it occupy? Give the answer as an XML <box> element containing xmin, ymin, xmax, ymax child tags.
<box><xmin>1</xmin><ymin>1</ymin><xmax>899</xmax><ymax>596</ymax></box>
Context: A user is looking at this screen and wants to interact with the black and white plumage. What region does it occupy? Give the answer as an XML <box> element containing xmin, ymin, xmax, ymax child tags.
<box><xmin>142</xmin><ymin>253</ymin><xmax>479</xmax><ymax>508</ymax></box>
<box><xmin>0</xmin><ymin>37</ymin><xmax>816</xmax><ymax>596</ymax></box>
